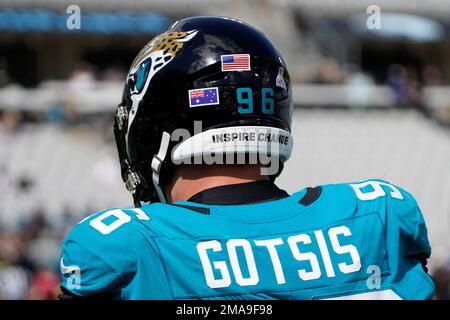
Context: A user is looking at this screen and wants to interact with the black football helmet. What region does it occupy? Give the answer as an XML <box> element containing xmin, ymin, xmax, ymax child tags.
<box><xmin>114</xmin><ymin>16</ymin><xmax>293</xmax><ymax>206</ymax></box>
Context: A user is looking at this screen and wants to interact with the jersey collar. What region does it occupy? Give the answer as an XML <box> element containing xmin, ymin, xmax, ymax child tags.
<box><xmin>187</xmin><ymin>180</ymin><xmax>289</xmax><ymax>205</ymax></box>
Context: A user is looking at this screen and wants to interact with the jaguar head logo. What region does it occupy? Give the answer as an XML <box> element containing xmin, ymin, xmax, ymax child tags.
<box><xmin>125</xmin><ymin>30</ymin><xmax>198</xmax><ymax>125</ymax></box>
<box><xmin>127</xmin><ymin>30</ymin><xmax>198</xmax><ymax>95</ymax></box>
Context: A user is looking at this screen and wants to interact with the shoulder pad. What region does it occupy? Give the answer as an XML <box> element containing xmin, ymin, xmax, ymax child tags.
<box><xmin>346</xmin><ymin>179</ymin><xmax>431</xmax><ymax>257</ymax></box>
<box><xmin>60</xmin><ymin>207</ymin><xmax>153</xmax><ymax>296</ymax></box>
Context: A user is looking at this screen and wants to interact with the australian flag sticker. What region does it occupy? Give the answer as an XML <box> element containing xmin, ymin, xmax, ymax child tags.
<box><xmin>188</xmin><ymin>87</ymin><xmax>220</xmax><ymax>108</ymax></box>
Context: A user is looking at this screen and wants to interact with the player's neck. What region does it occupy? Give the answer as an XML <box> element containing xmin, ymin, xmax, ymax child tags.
<box><xmin>167</xmin><ymin>164</ymin><xmax>269</xmax><ymax>203</ymax></box>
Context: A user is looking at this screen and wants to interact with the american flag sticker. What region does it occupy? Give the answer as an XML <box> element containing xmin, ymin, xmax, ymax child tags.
<box><xmin>221</xmin><ymin>54</ymin><xmax>251</xmax><ymax>72</ymax></box>
<box><xmin>188</xmin><ymin>87</ymin><xmax>220</xmax><ymax>108</ymax></box>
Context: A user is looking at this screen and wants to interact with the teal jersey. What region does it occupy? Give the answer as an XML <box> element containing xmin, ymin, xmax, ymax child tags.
<box><xmin>60</xmin><ymin>179</ymin><xmax>435</xmax><ymax>299</ymax></box>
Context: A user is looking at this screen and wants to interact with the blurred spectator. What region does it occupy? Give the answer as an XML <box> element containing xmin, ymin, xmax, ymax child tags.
<box><xmin>433</xmin><ymin>256</ymin><xmax>450</xmax><ymax>300</ymax></box>
<box><xmin>0</xmin><ymin>69</ymin><xmax>9</xmax><ymax>89</ymax></box>
<box><xmin>404</xmin><ymin>66</ymin><xmax>424</xmax><ymax>110</ymax></box>
<box><xmin>315</xmin><ymin>58</ymin><xmax>343</xmax><ymax>84</ymax></box>
<box><xmin>0</xmin><ymin>58</ymin><xmax>9</xmax><ymax>88</ymax></box>
<box><xmin>26</xmin><ymin>269</ymin><xmax>59</xmax><ymax>300</ymax></box>
<box><xmin>68</xmin><ymin>62</ymin><xmax>97</xmax><ymax>91</ymax></box>
<box><xmin>45</xmin><ymin>104</ymin><xmax>67</xmax><ymax>124</ymax></box>
<box><xmin>0</xmin><ymin>110</ymin><xmax>23</xmax><ymax>134</ymax></box>
<box><xmin>387</xmin><ymin>64</ymin><xmax>425</xmax><ymax>110</ymax></box>
<box><xmin>63</xmin><ymin>61</ymin><xmax>98</xmax><ymax>124</ymax></box>
<box><xmin>101</xmin><ymin>64</ymin><xmax>126</xmax><ymax>82</ymax></box>
<box><xmin>387</xmin><ymin>64</ymin><xmax>408</xmax><ymax>107</ymax></box>
<box><xmin>0</xmin><ymin>263</ymin><xmax>30</xmax><ymax>300</ymax></box>
<box><xmin>0</xmin><ymin>209</ymin><xmax>62</xmax><ymax>300</ymax></box>
<box><xmin>0</xmin><ymin>166</ymin><xmax>11</xmax><ymax>201</ymax></box>
<box><xmin>343</xmin><ymin>64</ymin><xmax>375</xmax><ymax>108</ymax></box>
<box><xmin>422</xmin><ymin>64</ymin><xmax>442</xmax><ymax>86</ymax></box>
<box><xmin>21</xmin><ymin>209</ymin><xmax>47</xmax><ymax>241</ymax></box>
<box><xmin>0</xmin><ymin>233</ymin><xmax>30</xmax><ymax>299</ymax></box>
<box><xmin>16</xmin><ymin>175</ymin><xmax>34</xmax><ymax>195</ymax></box>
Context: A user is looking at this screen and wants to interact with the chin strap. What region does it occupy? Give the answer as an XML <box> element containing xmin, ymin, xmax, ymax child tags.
<box><xmin>151</xmin><ymin>132</ymin><xmax>171</xmax><ymax>203</ymax></box>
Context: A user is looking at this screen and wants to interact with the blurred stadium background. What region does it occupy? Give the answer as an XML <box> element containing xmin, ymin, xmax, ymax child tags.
<box><xmin>0</xmin><ymin>0</ymin><xmax>449</xmax><ymax>299</ymax></box>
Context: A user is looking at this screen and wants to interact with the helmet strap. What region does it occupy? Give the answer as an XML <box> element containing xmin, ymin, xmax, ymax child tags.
<box><xmin>151</xmin><ymin>132</ymin><xmax>171</xmax><ymax>203</ymax></box>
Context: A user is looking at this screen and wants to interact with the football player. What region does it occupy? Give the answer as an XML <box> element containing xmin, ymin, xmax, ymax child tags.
<box><xmin>59</xmin><ymin>16</ymin><xmax>435</xmax><ymax>299</ymax></box>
